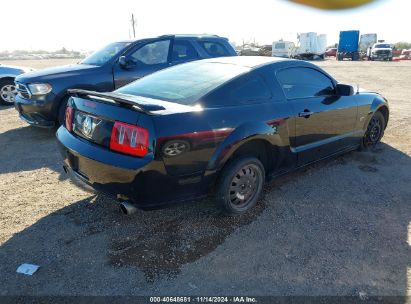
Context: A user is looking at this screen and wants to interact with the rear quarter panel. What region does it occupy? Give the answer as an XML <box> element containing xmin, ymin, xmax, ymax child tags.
<box><xmin>153</xmin><ymin>101</ymin><xmax>294</xmax><ymax>177</ymax></box>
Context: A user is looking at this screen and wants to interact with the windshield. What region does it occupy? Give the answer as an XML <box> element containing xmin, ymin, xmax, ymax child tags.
<box><xmin>116</xmin><ymin>61</ymin><xmax>250</xmax><ymax>105</ymax></box>
<box><xmin>375</xmin><ymin>44</ymin><xmax>391</xmax><ymax>48</ymax></box>
<box><xmin>81</xmin><ymin>42</ymin><xmax>130</xmax><ymax>66</ymax></box>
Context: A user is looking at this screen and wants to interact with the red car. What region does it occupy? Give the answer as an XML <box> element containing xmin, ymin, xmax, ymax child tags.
<box><xmin>400</xmin><ymin>49</ymin><xmax>411</xmax><ymax>58</ymax></box>
<box><xmin>325</xmin><ymin>48</ymin><xmax>337</xmax><ymax>57</ymax></box>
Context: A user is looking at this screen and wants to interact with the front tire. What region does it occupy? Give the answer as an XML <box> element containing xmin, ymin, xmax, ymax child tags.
<box><xmin>215</xmin><ymin>157</ymin><xmax>265</xmax><ymax>216</ymax></box>
<box><xmin>0</xmin><ymin>79</ymin><xmax>17</xmax><ymax>106</ymax></box>
<box><xmin>360</xmin><ymin>111</ymin><xmax>385</xmax><ymax>150</ymax></box>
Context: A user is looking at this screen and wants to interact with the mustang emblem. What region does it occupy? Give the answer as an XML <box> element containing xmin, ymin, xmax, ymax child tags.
<box><xmin>82</xmin><ymin>116</ymin><xmax>93</xmax><ymax>137</ymax></box>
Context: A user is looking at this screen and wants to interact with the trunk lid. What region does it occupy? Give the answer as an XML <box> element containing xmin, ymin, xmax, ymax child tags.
<box><xmin>66</xmin><ymin>90</ymin><xmax>198</xmax><ymax>154</ymax></box>
<box><xmin>68</xmin><ymin>90</ymin><xmax>152</xmax><ymax>150</ymax></box>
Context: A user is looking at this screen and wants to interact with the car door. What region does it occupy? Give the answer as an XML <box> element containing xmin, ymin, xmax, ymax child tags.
<box><xmin>113</xmin><ymin>38</ymin><xmax>172</xmax><ymax>89</ymax></box>
<box><xmin>276</xmin><ymin>67</ymin><xmax>357</xmax><ymax>165</ymax></box>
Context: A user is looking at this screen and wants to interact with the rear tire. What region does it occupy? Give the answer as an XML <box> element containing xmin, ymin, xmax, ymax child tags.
<box><xmin>0</xmin><ymin>79</ymin><xmax>17</xmax><ymax>106</ymax></box>
<box><xmin>360</xmin><ymin>111</ymin><xmax>385</xmax><ymax>150</ymax></box>
<box><xmin>215</xmin><ymin>157</ymin><xmax>265</xmax><ymax>216</ymax></box>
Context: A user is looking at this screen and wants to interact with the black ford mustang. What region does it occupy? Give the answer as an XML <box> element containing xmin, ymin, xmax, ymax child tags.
<box><xmin>56</xmin><ymin>56</ymin><xmax>389</xmax><ymax>215</ymax></box>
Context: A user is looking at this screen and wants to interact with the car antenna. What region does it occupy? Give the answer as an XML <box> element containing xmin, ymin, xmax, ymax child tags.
<box><xmin>356</xmin><ymin>83</ymin><xmax>360</xmax><ymax>94</ymax></box>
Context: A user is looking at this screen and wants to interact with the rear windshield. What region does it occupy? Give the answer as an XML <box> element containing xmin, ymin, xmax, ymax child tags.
<box><xmin>116</xmin><ymin>61</ymin><xmax>250</xmax><ymax>105</ymax></box>
<box><xmin>81</xmin><ymin>42</ymin><xmax>130</xmax><ymax>66</ymax></box>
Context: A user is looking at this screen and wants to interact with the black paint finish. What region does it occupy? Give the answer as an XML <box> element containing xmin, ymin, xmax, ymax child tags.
<box><xmin>56</xmin><ymin>56</ymin><xmax>389</xmax><ymax>208</ymax></box>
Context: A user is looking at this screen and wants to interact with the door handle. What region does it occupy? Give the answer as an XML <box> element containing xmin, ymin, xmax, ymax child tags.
<box><xmin>298</xmin><ymin>109</ymin><xmax>314</xmax><ymax>118</ymax></box>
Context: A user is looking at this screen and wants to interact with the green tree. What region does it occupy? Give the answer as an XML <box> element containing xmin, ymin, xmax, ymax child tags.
<box><xmin>394</xmin><ymin>42</ymin><xmax>411</xmax><ymax>50</ymax></box>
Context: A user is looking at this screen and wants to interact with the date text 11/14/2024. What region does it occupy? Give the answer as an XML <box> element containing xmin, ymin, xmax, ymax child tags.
<box><xmin>149</xmin><ymin>296</ymin><xmax>257</xmax><ymax>303</ymax></box>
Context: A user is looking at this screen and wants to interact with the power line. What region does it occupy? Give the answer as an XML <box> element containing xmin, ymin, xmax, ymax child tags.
<box><xmin>130</xmin><ymin>14</ymin><xmax>137</xmax><ymax>38</ymax></box>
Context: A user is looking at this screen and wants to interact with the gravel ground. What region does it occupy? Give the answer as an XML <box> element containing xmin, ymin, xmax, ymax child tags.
<box><xmin>0</xmin><ymin>59</ymin><xmax>410</xmax><ymax>296</ymax></box>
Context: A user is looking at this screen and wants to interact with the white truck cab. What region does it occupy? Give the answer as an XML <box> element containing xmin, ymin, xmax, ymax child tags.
<box><xmin>370</xmin><ymin>42</ymin><xmax>393</xmax><ymax>61</ymax></box>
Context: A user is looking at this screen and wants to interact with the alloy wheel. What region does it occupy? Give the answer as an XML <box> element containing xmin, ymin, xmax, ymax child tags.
<box><xmin>0</xmin><ymin>84</ymin><xmax>17</xmax><ymax>104</ymax></box>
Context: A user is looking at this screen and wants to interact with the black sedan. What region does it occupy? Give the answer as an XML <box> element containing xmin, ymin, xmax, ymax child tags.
<box><xmin>57</xmin><ymin>56</ymin><xmax>389</xmax><ymax>215</ymax></box>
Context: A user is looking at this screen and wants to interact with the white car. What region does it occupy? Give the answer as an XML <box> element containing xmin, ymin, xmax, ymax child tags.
<box><xmin>0</xmin><ymin>64</ymin><xmax>34</xmax><ymax>105</ymax></box>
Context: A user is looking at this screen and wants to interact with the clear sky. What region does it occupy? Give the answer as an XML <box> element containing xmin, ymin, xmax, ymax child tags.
<box><xmin>1</xmin><ymin>0</ymin><xmax>408</xmax><ymax>51</ymax></box>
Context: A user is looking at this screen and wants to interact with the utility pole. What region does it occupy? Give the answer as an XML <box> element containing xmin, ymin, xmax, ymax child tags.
<box><xmin>130</xmin><ymin>14</ymin><xmax>136</xmax><ymax>39</ymax></box>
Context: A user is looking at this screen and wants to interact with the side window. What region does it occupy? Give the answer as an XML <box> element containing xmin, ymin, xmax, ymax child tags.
<box><xmin>276</xmin><ymin>67</ymin><xmax>335</xmax><ymax>99</ymax></box>
<box><xmin>130</xmin><ymin>40</ymin><xmax>170</xmax><ymax>65</ymax></box>
<box><xmin>230</xmin><ymin>76</ymin><xmax>271</xmax><ymax>102</ymax></box>
<box><xmin>172</xmin><ymin>40</ymin><xmax>198</xmax><ymax>62</ymax></box>
<box><xmin>200</xmin><ymin>41</ymin><xmax>229</xmax><ymax>57</ymax></box>
<box><xmin>205</xmin><ymin>75</ymin><xmax>271</xmax><ymax>107</ymax></box>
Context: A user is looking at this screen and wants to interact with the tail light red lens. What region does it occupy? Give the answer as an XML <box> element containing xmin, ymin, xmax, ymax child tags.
<box><xmin>65</xmin><ymin>106</ymin><xmax>74</xmax><ymax>132</ymax></box>
<box><xmin>110</xmin><ymin>121</ymin><xmax>148</xmax><ymax>157</ymax></box>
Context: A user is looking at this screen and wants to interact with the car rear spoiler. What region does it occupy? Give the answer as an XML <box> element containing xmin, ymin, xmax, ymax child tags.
<box><xmin>67</xmin><ymin>89</ymin><xmax>165</xmax><ymax>115</ymax></box>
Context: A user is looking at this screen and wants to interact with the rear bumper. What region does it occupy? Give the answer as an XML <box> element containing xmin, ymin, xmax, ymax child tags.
<box><xmin>56</xmin><ymin>127</ymin><xmax>209</xmax><ymax>208</ymax></box>
<box><xmin>15</xmin><ymin>94</ymin><xmax>56</xmax><ymax>127</ymax></box>
<box><xmin>62</xmin><ymin>165</ymin><xmax>96</xmax><ymax>194</ymax></box>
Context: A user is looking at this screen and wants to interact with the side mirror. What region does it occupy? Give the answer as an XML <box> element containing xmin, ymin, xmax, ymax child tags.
<box><xmin>118</xmin><ymin>56</ymin><xmax>129</xmax><ymax>69</ymax></box>
<box><xmin>336</xmin><ymin>83</ymin><xmax>354</xmax><ymax>96</ymax></box>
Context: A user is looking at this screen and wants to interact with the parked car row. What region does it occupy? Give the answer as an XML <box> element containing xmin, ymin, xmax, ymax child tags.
<box><xmin>2</xmin><ymin>34</ymin><xmax>389</xmax><ymax>216</ymax></box>
<box><xmin>324</xmin><ymin>31</ymin><xmax>394</xmax><ymax>61</ymax></box>
<box><xmin>13</xmin><ymin>34</ymin><xmax>237</xmax><ymax>127</ymax></box>
<box><xmin>270</xmin><ymin>31</ymin><xmax>397</xmax><ymax>62</ymax></box>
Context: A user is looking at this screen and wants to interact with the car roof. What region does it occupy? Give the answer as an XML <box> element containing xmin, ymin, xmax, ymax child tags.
<box><xmin>115</xmin><ymin>34</ymin><xmax>226</xmax><ymax>44</ymax></box>
<box><xmin>160</xmin><ymin>34</ymin><xmax>225</xmax><ymax>39</ymax></box>
<box><xmin>200</xmin><ymin>56</ymin><xmax>294</xmax><ymax>68</ymax></box>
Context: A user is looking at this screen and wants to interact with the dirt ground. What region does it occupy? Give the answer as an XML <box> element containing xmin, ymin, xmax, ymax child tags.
<box><xmin>0</xmin><ymin>59</ymin><xmax>410</xmax><ymax>296</ymax></box>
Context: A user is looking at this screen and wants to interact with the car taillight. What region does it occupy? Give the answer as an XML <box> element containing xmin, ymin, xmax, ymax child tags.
<box><xmin>110</xmin><ymin>121</ymin><xmax>148</xmax><ymax>157</ymax></box>
<box><xmin>65</xmin><ymin>106</ymin><xmax>74</xmax><ymax>132</ymax></box>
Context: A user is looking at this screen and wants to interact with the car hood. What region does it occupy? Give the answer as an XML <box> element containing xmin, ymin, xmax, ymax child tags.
<box><xmin>357</xmin><ymin>87</ymin><xmax>382</xmax><ymax>96</ymax></box>
<box><xmin>16</xmin><ymin>63</ymin><xmax>99</xmax><ymax>82</ymax></box>
<box><xmin>358</xmin><ymin>87</ymin><xmax>373</xmax><ymax>93</ymax></box>
<box><xmin>0</xmin><ymin>64</ymin><xmax>35</xmax><ymax>73</ymax></box>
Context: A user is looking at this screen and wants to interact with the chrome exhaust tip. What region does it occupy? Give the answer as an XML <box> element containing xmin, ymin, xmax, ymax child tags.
<box><xmin>119</xmin><ymin>201</ymin><xmax>138</xmax><ymax>215</ymax></box>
